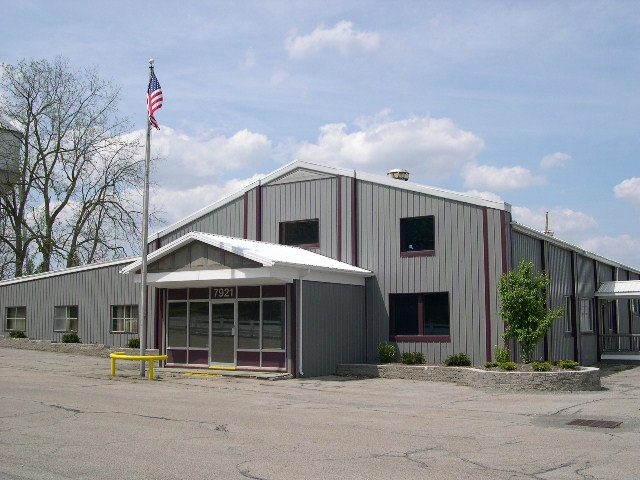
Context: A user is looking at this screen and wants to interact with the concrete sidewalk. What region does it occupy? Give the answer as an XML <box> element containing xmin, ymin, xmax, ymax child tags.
<box><xmin>1</xmin><ymin>346</ymin><xmax>638</xmax><ymax>479</ymax></box>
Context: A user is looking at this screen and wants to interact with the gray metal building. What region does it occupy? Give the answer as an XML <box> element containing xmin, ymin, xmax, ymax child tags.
<box><xmin>2</xmin><ymin>160</ymin><xmax>639</xmax><ymax>375</ymax></box>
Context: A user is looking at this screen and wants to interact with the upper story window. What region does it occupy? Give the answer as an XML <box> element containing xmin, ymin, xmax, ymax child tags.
<box><xmin>54</xmin><ymin>306</ymin><xmax>78</xmax><ymax>333</ymax></box>
<box><xmin>6</xmin><ymin>306</ymin><xmax>26</xmax><ymax>332</ymax></box>
<box><xmin>279</xmin><ymin>219</ymin><xmax>320</xmax><ymax>248</ymax></box>
<box><xmin>400</xmin><ymin>215</ymin><xmax>435</xmax><ymax>257</ymax></box>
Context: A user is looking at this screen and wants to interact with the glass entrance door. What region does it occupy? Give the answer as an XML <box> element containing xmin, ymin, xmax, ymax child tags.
<box><xmin>210</xmin><ymin>302</ymin><xmax>236</xmax><ymax>365</ymax></box>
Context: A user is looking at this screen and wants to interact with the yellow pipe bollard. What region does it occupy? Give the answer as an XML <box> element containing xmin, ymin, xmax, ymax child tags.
<box><xmin>109</xmin><ymin>352</ymin><xmax>168</xmax><ymax>380</ymax></box>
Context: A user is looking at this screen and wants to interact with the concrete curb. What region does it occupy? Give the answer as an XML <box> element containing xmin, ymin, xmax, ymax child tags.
<box><xmin>336</xmin><ymin>363</ymin><xmax>601</xmax><ymax>391</ymax></box>
<box><xmin>0</xmin><ymin>337</ymin><xmax>158</xmax><ymax>357</ymax></box>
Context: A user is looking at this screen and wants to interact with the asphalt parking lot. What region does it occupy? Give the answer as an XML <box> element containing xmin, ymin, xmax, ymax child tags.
<box><xmin>1</xmin><ymin>347</ymin><xmax>639</xmax><ymax>480</ymax></box>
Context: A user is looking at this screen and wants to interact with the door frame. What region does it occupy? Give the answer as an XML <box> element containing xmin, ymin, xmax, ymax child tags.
<box><xmin>209</xmin><ymin>300</ymin><xmax>237</xmax><ymax>367</ymax></box>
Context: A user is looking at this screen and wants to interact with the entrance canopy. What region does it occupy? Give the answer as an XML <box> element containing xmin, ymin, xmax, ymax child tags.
<box><xmin>121</xmin><ymin>232</ymin><xmax>372</xmax><ymax>288</ymax></box>
<box><xmin>595</xmin><ymin>280</ymin><xmax>640</xmax><ymax>299</ymax></box>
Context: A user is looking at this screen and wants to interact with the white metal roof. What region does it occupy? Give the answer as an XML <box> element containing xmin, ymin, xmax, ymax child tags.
<box><xmin>121</xmin><ymin>232</ymin><xmax>372</xmax><ymax>287</ymax></box>
<box><xmin>595</xmin><ymin>280</ymin><xmax>640</xmax><ymax>298</ymax></box>
<box><xmin>150</xmin><ymin>159</ymin><xmax>512</xmax><ymax>241</ymax></box>
<box><xmin>0</xmin><ymin>258</ymin><xmax>136</xmax><ymax>287</ymax></box>
<box><xmin>511</xmin><ymin>223</ymin><xmax>640</xmax><ymax>275</ymax></box>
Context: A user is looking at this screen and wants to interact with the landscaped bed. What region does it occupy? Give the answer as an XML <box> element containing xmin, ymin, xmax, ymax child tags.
<box><xmin>336</xmin><ymin>363</ymin><xmax>601</xmax><ymax>391</ymax></box>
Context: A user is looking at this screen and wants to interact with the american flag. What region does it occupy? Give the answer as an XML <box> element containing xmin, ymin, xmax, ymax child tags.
<box><xmin>147</xmin><ymin>71</ymin><xmax>163</xmax><ymax>129</ymax></box>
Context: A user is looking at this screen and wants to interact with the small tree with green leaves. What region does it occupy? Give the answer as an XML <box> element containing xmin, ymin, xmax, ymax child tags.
<box><xmin>498</xmin><ymin>260</ymin><xmax>563</xmax><ymax>363</ymax></box>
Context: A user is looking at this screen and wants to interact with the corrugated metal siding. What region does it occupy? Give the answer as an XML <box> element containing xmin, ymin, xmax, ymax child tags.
<box><xmin>358</xmin><ymin>180</ymin><xmax>506</xmax><ymax>366</ymax></box>
<box><xmin>260</xmin><ymin>178</ymin><xmax>338</xmax><ymax>259</ymax></box>
<box><xmin>301</xmin><ymin>280</ymin><xmax>366</xmax><ymax>377</ymax></box>
<box><xmin>158</xmin><ymin>196</ymin><xmax>245</xmax><ymax>246</ymax></box>
<box><xmin>545</xmin><ymin>243</ymin><xmax>575</xmax><ymax>361</ymax></box>
<box><xmin>0</xmin><ymin>264</ymin><xmax>142</xmax><ymax>348</ymax></box>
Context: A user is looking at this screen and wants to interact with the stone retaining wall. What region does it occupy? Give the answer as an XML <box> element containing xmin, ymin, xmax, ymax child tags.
<box><xmin>336</xmin><ymin>363</ymin><xmax>601</xmax><ymax>391</ymax></box>
<box><xmin>0</xmin><ymin>337</ymin><xmax>158</xmax><ymax>357</ymax></box>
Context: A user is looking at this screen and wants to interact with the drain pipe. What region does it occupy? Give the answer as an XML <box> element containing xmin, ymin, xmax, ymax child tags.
<box><xmin>298</xmin><ymin>269</ymin><xmax>311</xmax><ymax>377</ymax></box>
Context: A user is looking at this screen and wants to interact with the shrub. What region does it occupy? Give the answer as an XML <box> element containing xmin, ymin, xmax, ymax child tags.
<box><xmin>127</xmin><ymin>338</ymin><xmax>140</xmax><ymax>349</ymax></box>
<box><xmin>494</xmin><ymin>345</ymin><xmax>510</xmax><ymax>364</ymax></box>
<box><xmin>377</xmin><ymin>343</ymin><xmax>396</xmax><ymax>363</ymax></box>
<box><xmin>499</xmin><ymin>361</ymin><xmax>517</xmax><ymax>371</ymax></box>
<box><xmin>61</xmin><ymin>332</ymin><xmax>81</xmax><ymax>343</ymax></box>
<box><xmin>443</xmin><ymin>353</ymin><xmax>472</xmax><ymax>367</ymax></box>
<box><xmin>498</xmin><ymin>260</ymin><xmax>563</xmax><ymax>363</ymax></box>
<box><xmin>532</xmin><ymin>360</ymin><xmax>551</xmax><ymax>371</ymax></box>
<box><xmin>9</xmin><ymin>330</ymin><xmax>27</xmax><ymax>338</ymax></box>
<box><xmin>401</xmin><ymin>351</ymin><xmax>426</xmax><ymax>365</ymax></box>
<box><xmin>485</xmin><ymin>361</ymin><xmax>499</xmax><ymax>368</ymax></box>
<box><xmin>556</xmin><ymin>359</ymin><xmax>579</xmax><ymax>370</ymax></box>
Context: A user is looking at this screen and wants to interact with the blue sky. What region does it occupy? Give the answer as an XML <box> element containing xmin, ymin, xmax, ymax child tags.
<box><xmin>2</xmin><ymin>1</ymin><xmax>640</xmax><ymax>268</ymax></box>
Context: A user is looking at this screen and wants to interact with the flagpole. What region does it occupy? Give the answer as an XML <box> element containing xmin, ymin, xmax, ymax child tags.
<box><xmin>139</xmin><ymin>58</ymin><xmax>154</xmax><ymax>377</ymax></box>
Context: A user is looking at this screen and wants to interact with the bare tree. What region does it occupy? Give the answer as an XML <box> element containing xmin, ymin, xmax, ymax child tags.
<box><xmin>0</xmin><ymin>57</ymin><xmax>146</xmax><ymax>277</ymax></box>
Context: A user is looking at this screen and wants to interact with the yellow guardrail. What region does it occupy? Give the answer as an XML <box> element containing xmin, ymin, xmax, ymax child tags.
<box><xmin>110</xmin><ymin>352</ymin><xmax>168</xmax><ymax>380</ymax></box>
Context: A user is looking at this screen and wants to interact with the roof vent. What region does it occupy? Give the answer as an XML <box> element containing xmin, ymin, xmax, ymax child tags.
<box><xmin>387</xmin><ymin>169</ymin><xmax>410</xmax><ymax>181</ymax></box>
<box><xmin>544</xmin><ymin>212</ymin><xmax>554</xmax><ymax>236</ymax></box>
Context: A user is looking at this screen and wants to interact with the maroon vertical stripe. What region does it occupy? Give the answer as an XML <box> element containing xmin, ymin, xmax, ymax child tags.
<box><xmin>482</xmin><ymin>207</ymin><xmax>492</xmax><ymax>363</ymax></box>
<box><xmin>256</xmin><ymin>185</ymin><xmax>262</xmax><ymax>241</ymax></box>
<box><xmin>243</xmin><ymin>191</ymin><xmax>249</xmax><ymax>239</ymax></box>
<box><xmin>337</xmin><ymin>176</ymin><xmax>343</xmax><ymax>261</ymax></box>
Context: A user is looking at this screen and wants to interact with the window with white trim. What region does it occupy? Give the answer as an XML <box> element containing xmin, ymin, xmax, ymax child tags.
<box><xmin>578</xmin><ymin>298</ymin><xmax>594</xmax><ymax>333</ymax></box>
<box><xmin>54</xmin><ymin>306</ymin><xmax>78</xmax><ymax>333</ymax></box>
<box><xmin>6</xmin><ymin>306</ymin><xmax>26</xmax><ymax>332</ymax></box>
<box><xmin>111</xmin><ymin>305</ymin><xmax>138</xmax><ymax>333</ymax></box>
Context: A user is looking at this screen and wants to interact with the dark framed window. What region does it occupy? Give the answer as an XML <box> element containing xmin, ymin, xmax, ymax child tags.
<box><xmin>111</xmin><ymin>305</ymin><xmax>138</xmax><ymax>333</ymax></box>
<box><xmin>389</xmin><ymin>292</ymin><xmax>450</xmax><ymax>341</ymax></box>
<box><xmin>6</xmin><ymin>306</ymin><xmax>26</xmax><ymax>331</ymax></box>
<box><xmin>564</xmin><ymin>295</ymin><xmax>574</xmax><ymax>333</ymax></box>
<box><xmin>279</xmin><ymin>219</ymin><xmax>319</xmax><ymax>248</ymax></box>
<box><xmin>54</xmin><ymin>306</ymin><xmax>78</xmax><ymax>332</ymax></box>
<box><xmin>400</xmin><ymin>216</ymin><xmax>435</xmax><ymax>256</ymax></box>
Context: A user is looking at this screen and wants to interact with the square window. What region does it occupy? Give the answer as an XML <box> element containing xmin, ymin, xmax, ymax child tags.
<box><xmin>279</xmin><ymin>219</ymin><xmax>319</xmax><ymax>247</ymax></box>
<box><xmin>111</xmin><ymin>305</ymin><xmax>139</xmax><ymax>333</ymax></box>
<box><xmin>390</xmin><ymin>292</ymin><xmax>450</xmax><ymax>339</ymax></box>
<box><xmin>54</xmin><ymin>306</ymin><xmax>78</xmax><ymax>332</ymax></box>
<box><xmin>400</xmin><ymin>216</ymin><xmax>435</xmax><ymax>256</ymax></box>
<box><xmin>6</xmin><ymin>306</ymin><xmax>26</xmax><ymax>332</ymax></box>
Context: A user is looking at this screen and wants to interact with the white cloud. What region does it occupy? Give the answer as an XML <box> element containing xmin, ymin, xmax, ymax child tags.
<box><xmin>151</xmin><ymin>126</ymin><xmax>272</xmax><ymax>175</ymax></box>
<box><xmin>614</xmin><ymin>177</ymin><xmax>640</xmax><ymax>206</ymax></box>
<box><xmin>152</xmin><ymin>174</ymin><xmax>264</xmax><ymax>227</ymax></box>
<box><xmin>511</xmin><ymin>206</ymin><xmax>598</xmax><ymax>233</ymax></box>
<box><xmin>462</xmin><ymin>165</ymin><xmax>546</xmax><ymax>190</ymax></box>
<box><xmin>240</xmin><ymin>48</ymin><xmax>256</xmax><ymax>69</ymax></box>
<box><xmin>541</xmin><ymin>152</ymin><xmax>571</xmax><ymax>168</ymax></box>
<box><xmin>579</xmin><ymin>234</ymin><xmax>640</xmax><ymax>268</ymax></box>
<box><xmin>463</xmin><ymin>190</ymin><xmax>504</xmax><ymax>203</ymax></box>
<box><xmin>294</xmin><ymin>112</ymin><xmax>484</xmax><ymax>181</ymax></box>
<box><xmin>271</xmin><ymin>70</ymin><xmax>289</xmax><ymax>86</ymax></box>
<box><xmin>286</xmin><ymin>21</ymin><xmax>380</xmax><ymax>59</ymax></box>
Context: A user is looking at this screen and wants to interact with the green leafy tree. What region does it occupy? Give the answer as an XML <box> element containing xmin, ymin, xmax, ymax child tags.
<box><xmin>498</xmin><ymin>260</ymin><xmax>563</xmax><ymax>363</ymax></box>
